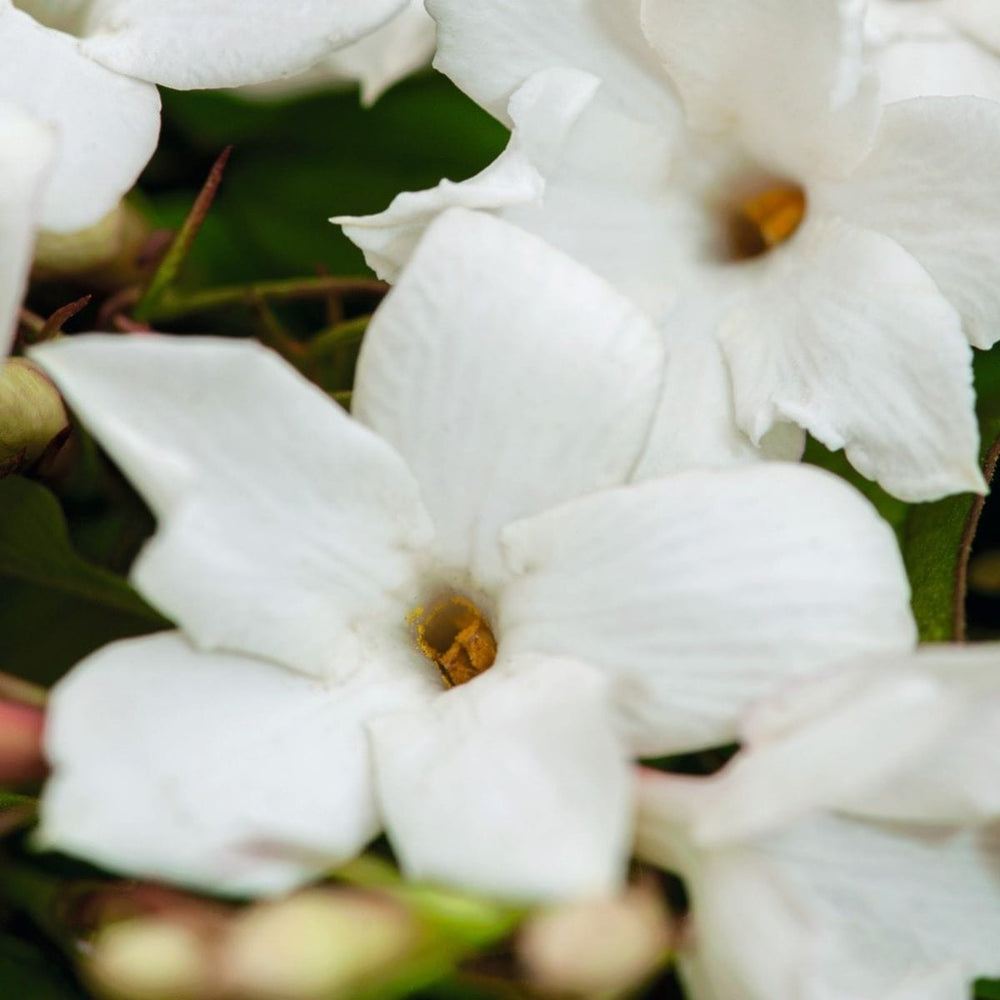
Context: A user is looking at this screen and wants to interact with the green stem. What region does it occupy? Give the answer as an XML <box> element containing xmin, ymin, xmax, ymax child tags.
<box><xmin>147</xmin><ymin>276</ymin><xmax>387</xmax><ymax>323</ymax></box>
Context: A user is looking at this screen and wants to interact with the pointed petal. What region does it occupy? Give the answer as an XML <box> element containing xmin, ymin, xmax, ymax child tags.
<box><xmin>76</xmin><ymin>0</ymin><xmax>411</xmax><ymax>89</ymax></box>
<box><xmin>304</xmin><ymin>0</ymin><xmax>435</xmax><ymax>106</ymax></box>
<box><xmin>425</xmin><ymin>0</ymin><xmax>676</xmax><ymax>128</ymax></box>
<box><xmin>0</xmin><ymin>102</ymin><xmax>52</xmax><ymax>355</ymax></box>
<box><xmin>816</xmin><ymin>96</ymin><xmax>1000</xmax><ymax>349</ymax></box>
<box><xmin>499</xmin><ymin>463</ymin><xmax>915</xmax><ymax>757</ymax></box>
<box><xmin>639</xmin><ymin>0</ymin><xmax>880</xmax><ymax>178</ymax></box>
<box><xmin>0</xmin><ymin>5</ymin><xmax>160</xmax><ymax>232</ymax></box>
<box><xmin>720</xmin><ymin>216</ymin><xmax>983</xmax><ymax>502</ymax></box>
<box><xmin>32</xmin><ymin>336</ymin><xmax>431</xmax><ymax>680</ymax></box>
<box><xmin>39</xmin><ymin>632</ymin><xmax>436</xmax><ymax>895</ymax></box>
<box><xmin>369</xmin><ymin>656</ymin><xmax>632</xmax><ymax>901</ymax></box>
<box><xmin>337</xmin><ymin>67</ymin><xmax>596</xmax><ymax>282</ymax></box>
<box><xmin>354</xmin><ymin>209</ymin><xmax>663</xmax><ymax>591</ymax></box>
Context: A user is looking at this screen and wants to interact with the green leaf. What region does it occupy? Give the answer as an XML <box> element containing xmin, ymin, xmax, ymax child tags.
<box><xmin>144</xmin><ymin>74</ymin><xmax>507</xmax><ymax>288</ymax></box>
<box><xmin>901</xmin><ymin>347</ymin><xmax>1000</xmax><ymax>641</ymax></box>
<box><xmin>976</xmin><ymin>979</ymin><xmax>1000</xmax><ymax>999</ymax></box>
<box><xmin>0</xmin><ymin>477</ymin><xmax>167</xmax><ymax>624</ymax></box>
<box><xmin>806</xmin><ymin>346</ymin><xmax>1000</xmax><ymax>642</ymax></box>
<box><xmin>0</xmin><ymin>476</ymin><xmax>170</xmax><ymax>685</ymax></box>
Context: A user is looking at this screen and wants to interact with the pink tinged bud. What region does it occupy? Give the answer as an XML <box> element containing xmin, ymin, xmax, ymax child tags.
<box><xmin>517</xmin><ymin>881</ymin><xmax>677</xmax><ymax>997</ymax></box>
<box><xmin>0</xmin><ymin>699</ymin><xmax>46</xmax><ymax>784</ymax></box>
<box><xmin>219</xmin><ymin>889</ymin><xmax>419</xmax><ymax>1000</ymax></box>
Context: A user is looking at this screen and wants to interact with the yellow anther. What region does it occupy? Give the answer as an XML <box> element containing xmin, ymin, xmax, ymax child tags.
<box><xmin>729</xmin><ymin>184</ymin><xmax>806</xmax><ymax>259</ymax></box>
<box><xmin>414</xmin><ymin>596</ymin><xmax>497</xmax><ymax>688</ymax></box>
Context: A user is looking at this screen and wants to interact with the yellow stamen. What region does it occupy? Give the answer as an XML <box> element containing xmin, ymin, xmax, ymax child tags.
<box><xmin>731</xmin><ymin>185</ymin><xmax>806</xmax><ymax>259</ymax></box>
<box><xmin>414</xmin><ymin>596</ymin><xmax>497</xmax><ymax>688</ymax></box>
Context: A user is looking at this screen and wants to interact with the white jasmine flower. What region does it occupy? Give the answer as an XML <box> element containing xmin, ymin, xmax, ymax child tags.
<box><xmin>339</xmin><ymin>0</ymin><xmax>999</xmax><ymax>501</ymax></box>
<box><xmin>0</xmin><ymin>101</ymin><xmax>53</xmax><ymax>353</ymax></box>
<box><xmin>868</xmin><ymin>0</ymin><xmax>1000</xmax><ymax>102</ymax></box>
<box><xmin>238</xmin><ymin>0</ymin><xmax>436</xmax><ymax>107</ymax></box>
<box><xmin>33</xmin><ymin>209</ymin><xmax>914</xmax><ymax>900</ymax></box>
<box><xmin>636</xmin><ymin>648</ymin><xmax>1000</xmax><ymax>1000</ymax></box>
<box><xmin>3</xmin><ymin>0</ymin><xmax>412</xmax><ymax>231</ymax></box>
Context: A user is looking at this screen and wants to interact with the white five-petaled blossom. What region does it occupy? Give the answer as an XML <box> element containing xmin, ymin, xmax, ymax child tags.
<box><xmin>339</xmin><ymin>0</ymin><xmax>1000</xmax><ymax>502</ymax></box>
<box><xmin>0</xmin><ymin>100</ymin><xmax>52</xmax><ymax>354</ymax></box>
<box><xmin>868</xmin><ymin>0</ymin><xmax>1000</xmax><ymax>103</ymax></box>
<box><xmin>1</xmin><ymin>0</ymin><xmax>412</xmax><ymax>232</ymax></box>
<box><xmin>636</xmin><ymin>649</ymin><xmax>1000</xmax><ymax>1000</ymax></box>
<box><xmin>32</xmin><ymin>209</ymin><xmax>915</xmax><ymax>900</ymax></box>
<box><xmin>237</xmin><ymin>0</ymin><xmax>436</xmax><ymax>107</ymax></box>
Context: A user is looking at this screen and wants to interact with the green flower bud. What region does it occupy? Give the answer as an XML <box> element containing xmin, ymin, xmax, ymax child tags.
<box><xmin>0</xmin><ymin>358</ymin><xmax>67</xmax><ymax>475</ymax></box>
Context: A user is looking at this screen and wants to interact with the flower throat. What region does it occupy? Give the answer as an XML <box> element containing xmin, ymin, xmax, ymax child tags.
<box><xmin>412</xmin><ymin>596</ymin><xmax>497</xmax><ymax>688</ymax></box>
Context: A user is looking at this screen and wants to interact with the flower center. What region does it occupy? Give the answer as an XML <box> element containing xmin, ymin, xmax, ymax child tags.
<box><xmin>728</xmin><ymin>184</ymin><xmax>806</xmax><ymax>260</ymax></box>
<box><xmin>412</xmin><ymin>596</ymin><xmax>497</xmax><ymax>688</ymax></box>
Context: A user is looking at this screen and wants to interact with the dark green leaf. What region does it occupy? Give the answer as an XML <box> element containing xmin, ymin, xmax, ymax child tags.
<box><xmin>0</xmin><ymin>477</ymin><xmax>166</xmax><ymax>624</ymax></box>
<box><xmin>901</xmin><ymin>347</ymin><xmax>1000</xmax><ymax>641</ymax></box>
<box><xmin>0</xmin><ymin>477</ymin><xmax>169</xmax><ymax>685</ymax></box>
<box><xmin>976</xmin><ymin>979</ymin><xmax>1000</xmax><ymax>999</ymax></box>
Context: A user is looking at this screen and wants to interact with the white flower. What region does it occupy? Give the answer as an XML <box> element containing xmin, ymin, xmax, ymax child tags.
<box><xmin>32</xmin><ymin>209</ymin><xmax>914</xmax><ymax>900</ymax></box>
<box><xmin>237</xmin><ymin>0</ymin><xmax>436</xmax><ymax>107</ymax></box>
<box><xmin>636</xmin><ymin>648</ymin><xmax>1000</xmax><ymax>1000</ymax></box>
<box><xmin>2</xmin><ymin>0</ymin><xmax>412</xmax><ymax>231</ymax></box>
<box><xmin>338</xmin><ymin>0</ymin><xmax>1000</xmax><ymax>501</ymax></box>
<box><xmin>0</xmin><ymin>100</ymin><xmax>52</xmax><ymax>354</ymax></box>
<box><xmin>868</xmin><ymin>0</ymin><xmax>1000</xmax><ymax>103</ymax></box>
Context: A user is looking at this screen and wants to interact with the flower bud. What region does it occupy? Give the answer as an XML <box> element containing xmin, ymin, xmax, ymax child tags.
<box><xmin>220</xmin><ymin>889</ymin><xmax>418</xmax><ymax>1000</ymax></box>
<box><xmin>86</xmin><ymin>917</ymin><xmax>214</xmax><ymax>1000</ymax></box>
<box><xmin>33</xmin><ymin>202</ymin><xmax>152</xmax><ymax>289</ymax></box>
<box><xmin>0</xmin><ymin>358</ymin><xmax>68</xmax><ymax>475</ymax></box>
<box><xmin>518</xmin><ymin>881</ymin><xmax>676</xmax><ymax>997</ymax></box>
<box><xmin>0</xmin><ymin>698</ymin><xmax>46</xmax><ymax>785</ymax></box>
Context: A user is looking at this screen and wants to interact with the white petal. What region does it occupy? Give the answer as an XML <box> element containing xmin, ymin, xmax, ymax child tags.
<box><xmin>0</xmin><ymin>4</ymin><xmax>160</xmax><ymax>232</ymax></box>
<box><xmin>72</xmin><ymin>0</ymin><xmax>411</xmax><ymax>90</ymax></box>
<box><xmin>868</xmin><ymin>3</ymin><xmax>1000</xmax><ymax>104</ymax></box>
<box><xmin>353</xmin><ymin>209</ymin><xmax>663</xmax><ymax>592</ymax></box>
<box><xmin>757</xmin><ymin>815</ymin><xmax>1000</xmax><ymax>995</ymax></box>
<box><xmin>499</xmin><ymin>463</ymin><xmax>915</xmax><ymax>757</ymax></box>
<box><xmin>39</xmin><ymin>632</ymin><xmax>436</xmax><ymax>896</ymax></box>
<box><xmin>688</xmin><ymin>669</ymin><xmax>964</xmax><ymax>844</ymax></box>
<box><xmin>32</xmin><ymin>335</ymin><xmax>432</xmax><ymax>680</ymax></box>
<box><xmin>0</xmin><ymin>102</ymin><xmax>52</xmax><ymax>355</ymax></box>
<box><xmin>638</xmin><ymin>773</ymin><xmax>1000</xmax><ymax>1000</ymax></box>
<box><xmin>425</xmin><ymin>0</ymin><xmax>676</xmax><ymax>128</ymax></box>
<box><xmin>639</xmin><ymin>0</ymin><xmax>880</xmax><ymax>178</ymax></box>
<box><xmin>316</xmin><ymin>0</ymin><xmax>436</xmax><ymax>106</ymax></box>
<box><xmin>635</xmin><ymin>772</ymin><xmax>822</xmax><ymax>1000</ymax></box>
<box><xmin>719</xmin><ymin>215</ymin><xmax>983</xmax><ymax>502</ymax></box>
<box><xmin>815</xmin><ymin>96</ymin><xmax>1000</xmax><ymax>349</ymax></box>
<box><xmin>369</xmin><ymin>656</ymin><xmax>632</xmax><ymax>902</ymax></box>
<box><xmin>337</xmin><ymin>67</ymin><xmax>597</xmax><ymax>282</ymax></box>
<box><xmin>236</xmin><ymin>0</ymin><xmax>436</xmax><ymax>106</ymax></box>
<box><xmin>944</xmin><ymin>0</ymin><xmax>1000</xmax><ymax>54</ymax></box>
<box><xmin>633</xmin><ymin>298</ymin><xmax>805</xmax><ymax>480</ymax></box>
<box><xmin>841</xmin><ymin>645</ymin><xmax>1000</xmax><ymax>823</ymax></box>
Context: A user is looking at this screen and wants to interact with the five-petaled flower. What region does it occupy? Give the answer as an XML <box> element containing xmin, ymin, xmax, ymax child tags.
<box><xmin>339</xmin><ymin>0</ymin><xmax>1000</xmax><ymax>502</ymax></box>
<box><xmin>33</xmin><ymin>210</ymin><xmax>915</xmax><ymax>900</ymax></box>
